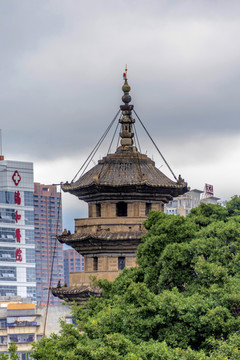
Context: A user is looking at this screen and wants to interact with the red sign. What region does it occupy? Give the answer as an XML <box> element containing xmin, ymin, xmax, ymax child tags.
<box><xmin>205</xmin><ymin>184</ymin><xmax>214</xmax><ymax>196</ymax></box>
<box><xmin>12</xmin><ymin>170</ymin><xmax>21</xmax><ymax>186</ymax></box>
<box><xmin>16</xmin><ymin>229</ymin><xmax>21</xmax><ymax>243</ymax></box>
<box><xmin>14</xmin><ymin>191</ymin><xmax>21</xmax><ymax>205</ymax></box>
<box><xmin>16</xmin><ymin>248</ymin><xmax>22</xmax><ymax>262</ymax></box>
<box><xmin>15</xmin><ymin>210</ymin><xmax>21</xmax><ymax>223</ymax></box>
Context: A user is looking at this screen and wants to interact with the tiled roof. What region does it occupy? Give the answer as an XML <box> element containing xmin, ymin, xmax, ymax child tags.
<box><xmin>57</xmin><ymin>231</ymin><xmax>143</xmax><ymax>255</ymax></box>
<box><xmin>62</xmin><ymin>151</ymin><xmax>187</xmax><ymax>192</ymax></box>
<box><xmin>51</xmin><ymin>285</ymin><xmax>102</xmax><ymax>304</ymax></box>
<box><xmin>58</xmin><ymin>230</ymin><xmax>143</xmax><ymax>242</ymax></box>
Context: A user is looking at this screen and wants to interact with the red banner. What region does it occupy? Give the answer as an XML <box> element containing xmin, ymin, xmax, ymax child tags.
<box><xmin>205</xmin><ymin>184</ymin><xmax>214</xmax><ymax>196</ymax></box>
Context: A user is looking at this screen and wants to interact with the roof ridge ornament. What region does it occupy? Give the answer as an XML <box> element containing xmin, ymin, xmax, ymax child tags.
<box><xmin>118</xmin><ymin>66</ymin><xmax>137</xmax><ymax>152</ymax></box>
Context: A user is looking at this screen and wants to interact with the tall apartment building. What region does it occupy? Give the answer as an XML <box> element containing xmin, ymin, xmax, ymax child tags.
<box><xmin>0</xmin><ymin>158</ymin><xmax>36</xmax><ymax>300</ymax></box>
<box><xmin>34</xmin><ymin>183</ymin><xmax>63</xmax><ymax>305</ymax></box>
<box><xmin>63</xmin><ymin>249</ymin><xmax>84</xmax><ymax>286</ymax></box>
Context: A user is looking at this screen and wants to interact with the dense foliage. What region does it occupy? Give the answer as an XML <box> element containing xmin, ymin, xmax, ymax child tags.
<box><xmin>0</xmin><ymin>342</ymin><xmax>20</xmax><ymax>360</ymax></box>
<box><xmin>31</xmin><ymin>196</ymin><xmax>240</xmax><ymax>359</ymax></box>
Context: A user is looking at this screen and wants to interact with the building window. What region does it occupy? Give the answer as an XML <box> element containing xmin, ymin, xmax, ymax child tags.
<box><xmin>8</xmin><ymin>334</ymin><xmax>35</xmax><ymax>344</ymax></box>
<box><xmin>0</xmin><ymin>285</ymin><xmax>17</xmax><ymax>297</ymax></box>
<box><xmin>0</xmin><ymin>191</ymin><xmax>14</xmax><ymax>204</ymax></box>
<box><xmin>0</xmin><ymin>266</ymin><xmax>16</xmax><ymax>281</ymax></box>
<box><xmin>27</xmin><ymin>287</ymin><xmax>36</xmax><ymax>300</ymax></box>
<box><xmin>116</xmin><ymin>202</ymin><xmax>127</xmax><ymax>217</ymax></box>
<box><xmin>0</xmin><ymin>208</ymin><xmax>15</xmax><ymax>223</ymax></box>
<box><xmin>0</xmin><ymin>335</ymin><xmax>7</xmax><ymax>344</ymax></box>
<box><xmin>24</xmin><ymin>192</ymin><xmax>33</xmax><ymax>206</ymax></box>
<box><xmin>96</xmin><ymin>204</ymin><xmax>101</xmax><ymax>217</ymax></box>
<box><xmin>0</xmin><ymin>247</ymin><xmax>16</xmax><ymax>262</ymax></box>
<box><xmin>0</xmin><ymin>319</ymin><xmax>7</xmax><ymax>329</ymax></box>
<box><xmin>25</xmin><ymin>210</ymin><xmax>34</xmax><ymax>225</ymax></box>
<box><xmin>26</xmin><ymin>267</ymin><xmax>36</xmax><ymax>282</ymax></box>
<box><xmin>26</xmin><ymin>249</ymin><xmax>35</xmax><ymax>263</ymax></box>
<box><xmin>145</xmin><ymin>203</ymin><xmax>152</xmax><ymax>216</ymax></box>
<box><xmin>93</xmin><ymin>257</ymin><xmax>98</xmax><ymax>271</ymax></box>
<box><xmin>118</xmin><ymin>257</ymin><xmax>125</xmax><ymax>270</ymax></box>
<box><xmin>0</xmin><ymin>228</ymin><xmax>15</xmax><ymax>243</ymax></box>
<box><xmin>25</xmin><ymin>230</ymin><xmax>34</xmax><ymax>244</ymax></box>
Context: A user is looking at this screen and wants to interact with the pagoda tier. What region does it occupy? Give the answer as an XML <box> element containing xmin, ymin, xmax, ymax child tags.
<box><xmin>62</xmin><ymin>151</ymin><xmax>188</xmax><ymax>202</ymax></box>
<box><xmin>57</xmin><ymin>231</ymin><xmax>143</xmax><ymax>255</ymax></box>
<box><xmin>51</xmin><ymin>285</ymin><xmax>101</xmax><ymax>305</ymax></box>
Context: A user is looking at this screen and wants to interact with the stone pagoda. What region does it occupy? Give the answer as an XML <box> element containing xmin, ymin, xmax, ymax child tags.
<box><xmin>52</xmin><ymin>69</ymin><xmax>188</xmax><ymax>304</ymax></box>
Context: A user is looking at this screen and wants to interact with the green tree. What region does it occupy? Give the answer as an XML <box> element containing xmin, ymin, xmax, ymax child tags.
<box><xmin>226</xmin><ymin>195</ymin><xmax>240</xmax><ymax>216</ymax></box>
<box><xmin>187</xmin><ymin>202</ymin><xmax>228</xmax><ymax>227</ymax></box>
<box><xmin>137</xmin><ymin>211</ymin><xmax>197</xmax><ymax>293</ymax></box>
<box><xmin>31</xmin><ymin>198</ymin><xmax>240</xmax><ymax>359</ymax></box>
<box><xmin>0</xmin><ymin>342</ymin><xmax>20</xmax><ymax>360</ymax></box>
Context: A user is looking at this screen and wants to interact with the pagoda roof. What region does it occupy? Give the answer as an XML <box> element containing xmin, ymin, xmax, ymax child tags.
<box><xmin>62</xmin><ymin>68</ymin><xmax>188</xmax><ymax>202</ymax></box>
<box><xmin>62</xmin><ymin>151</ymin><xmax>188</xmax><ymax>201</ymax></box>
<box><xmin>58</xmin><ymin>230</ymin><xmax>143</xmax><ymax>255</ymax></box>
<box><xmin>51</xmin><ymin>285</ymin><xmax>102</xmax><ymax>305</ymax></box>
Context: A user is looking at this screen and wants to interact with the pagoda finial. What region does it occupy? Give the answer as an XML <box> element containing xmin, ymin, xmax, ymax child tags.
<box><xmin>117</xmin><ymin>66</ymin><xmax>137</xmax><ymax>152</ymax></box>
<box><xmin>122</xmin><ymin>65</ymin><xmax>131</xmax><ymax>104</ymax></box>
<box><xmin>123</xmin><ymin>64</ymin><xmax>127</xmax><ymax>78</ymax></box>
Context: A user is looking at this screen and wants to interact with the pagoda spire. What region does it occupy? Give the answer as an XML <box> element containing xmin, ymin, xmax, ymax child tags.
<box><xmin>118</xmin><ymin>66</ymin><xmax>137</xmax><ymax>152</ymax></box>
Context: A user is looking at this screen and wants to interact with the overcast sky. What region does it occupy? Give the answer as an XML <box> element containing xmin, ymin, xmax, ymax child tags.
<box><xmin>1</xmin><ymin>0</ymin><xmax>240</xmax><ymax>231</ymax></box>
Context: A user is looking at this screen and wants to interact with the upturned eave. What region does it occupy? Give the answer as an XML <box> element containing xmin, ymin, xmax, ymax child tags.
<box><xmin>62</xmin><ymin>182</ymin><xmax>188</xmax><ymax>203</ymax></box>
<box><xmin>51</xmin><ymin>285</ymin><xmax>102</xmax><ymax>305</ymax></box>
<box><xmin>57</xmin><ymin>231</ymin><xmax>143</xmax><ymax>255</ymax></box>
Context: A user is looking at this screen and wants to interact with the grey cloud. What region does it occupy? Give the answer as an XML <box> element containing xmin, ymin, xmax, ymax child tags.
<box><xmin>0</xmin><ymin>0</ymin><xmax>240</xmax><ymax>186</ymax></box>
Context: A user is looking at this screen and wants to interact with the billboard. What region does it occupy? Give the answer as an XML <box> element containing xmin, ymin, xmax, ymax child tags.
<box><xmin>205</xmin><ymin>184</ymin><xmax>214</xmax><ymax>196</ymax></box>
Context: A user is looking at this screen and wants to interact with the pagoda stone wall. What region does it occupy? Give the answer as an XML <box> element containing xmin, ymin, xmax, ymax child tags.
<box><xmin>75</xmin><ymin>216</ymin><xmax>145</xmax><ymax>234</ymax></box>
<box><xmin>69</xmin><ymin>255</ymin><xmax>136</xmax><ymax>285</ymax></box>
<box><xmin>66</xmin><ymin>200</ymin><xmax>164</xmax><ymax>288</ymax></box>
<box><xmin>88</xmin><ymin>201</ymin><xmax>164</xmax><ymax>218</ymax></box>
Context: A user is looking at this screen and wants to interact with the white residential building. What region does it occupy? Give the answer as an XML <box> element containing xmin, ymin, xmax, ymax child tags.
<box><xmin>0</xmin><ymin>158</ymin><xmax>36</xmax><ymax>300</ymax></box>
<box><xmin>164</xmin><ymin>189</ymin><xmax>220</xmax><ymax>216</ymax></box>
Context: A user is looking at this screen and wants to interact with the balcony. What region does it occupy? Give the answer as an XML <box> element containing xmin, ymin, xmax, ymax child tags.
<box><xmin>8</xmin><ymin>334</ymin><xmax>34</xmax><ymax>343</ymax></box>
<box><xmin>7</xmin><ymin>316</ymin><xmax>40</xmax><ymax>328</ymax></box>
<box><xmin>7</xmin><ymin>321</ymin><xmax>39</xmax><ymax>327</ymax></box>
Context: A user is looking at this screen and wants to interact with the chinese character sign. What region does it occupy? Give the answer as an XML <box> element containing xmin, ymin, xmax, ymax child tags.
<box><xmin>16</xmin><ymin>248</ymin><xmax>22</xmax><ymax>262</ymax></box>
<box><xmin>14</xmin><ymin>191</ymin><xmax>21</xmax><ymax>205</ymax></box>
<box><xmin>16</xmin><ymin>229</ymin><xmax>21</xmax><ymax>243</ymax></box>
<box><xmin>205</xmin><ymin>184</ymin><xmax>214</xmax><ymax>196</ymax></box>
<box><xmin>15</xmin><ymin>210</ymin><xmax>21</xmax><ymax>223</ymax></box>
<box><xmin>12</xmin><ymin>171</ymin><xmax>23</xmax><ymax>261</ymax></box>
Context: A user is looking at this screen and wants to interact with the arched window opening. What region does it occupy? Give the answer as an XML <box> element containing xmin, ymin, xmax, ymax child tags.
<box><xmin>145</xmin><ymin>203</ymin><xmax>152</xmax><ymax>216</ymax></box>
<box><xmin>116</xmin><ymin>202</ymin><xmax>127</xmax><ymax>217</ymax></box>
<box><xmin>118</xmin><ymin>257</ymin><xmax>125</xmax><ymax>270</ymax></box>
<box><xmin>96</xmin><ymin>204</ymin><xmax>101</xmax><ymax>217</ymax></box>
<box><xmin>93</xmin><ymin>257</ymin><xmax>98</xmax><ymax>271</ymax></box>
